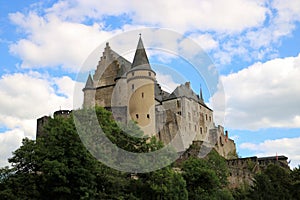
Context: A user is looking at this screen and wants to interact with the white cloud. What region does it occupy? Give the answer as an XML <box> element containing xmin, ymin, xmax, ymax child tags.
<box><xmin>47</xmin><ymin>0</ymin><xmax>268</xmax><ymax>33</ymax></box>
<box><xmin>0</xmin><ymin>129</ymin><xmax>25</xmax><ymax>167</ymax></box>
<box><xmin>0</xmin><ymin>72</ymin><xmax>84</xmax><ymax>167</ymax></box>
<box><xmin>9</xmin><ymin>12</ymin><xmax>118</xmax><ymax>71</ymax></box>
<box><xmin>156</xmin><ymin>73</ymin><xmax>180</xmax><ymax>93</ymax></box>
<box><xmin>189</xmin><ymin>33</ymin><xmax>219</xmax><ymax>51</ymax></box>
<box><xmin>211</xmin><ymin>53</ymin><xmax>300</xmax><ymax>130</ymax></box>
<box><xmin>240</xmin><ymin>137</ymin><xmax>300</xmax><ymax>168</ymax></box>
<box><xmin>8</xmin><ymin>0</ymin><xmax>300</xmax><ymax>71</ymax></box>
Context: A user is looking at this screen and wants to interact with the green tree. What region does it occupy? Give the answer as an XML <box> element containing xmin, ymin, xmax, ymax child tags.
<box><xmin>249</xmin><ymin>163</ymin><xmax>292</xmax><ymax>200</ymax></box>
<box><xmin>0</xmin><ymin>106</ymin><xmax>178</xmax><ymax>199</ymax></box>
<box><xmin>291</xmin><ymin>165</ymin><xmax>300</xmax><ymax>199</ymax></box>
<box><xmin>132</xmin><ymin>167</ymin><xmax>188</xmax><ymax>200</ymax></box>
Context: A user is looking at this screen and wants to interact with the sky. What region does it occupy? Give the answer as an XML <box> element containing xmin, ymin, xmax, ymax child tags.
<box><xmin>0</xmin><ymin>0</ymin><xmax>300</xmax><ymax>168</ymax></box>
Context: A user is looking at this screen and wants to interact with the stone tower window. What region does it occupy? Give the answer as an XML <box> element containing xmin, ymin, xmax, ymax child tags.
<box><xmin>148</xmin><ymin>72</ymin><xmax>151</xmax><ymax>76</ymax></box>
<box><xmin>206</xmin><ymin>114</ymin><xmax>208</xmax><ymax>120</ymax></box>
<box><xmin>177</xmin><ymin>100</ymin><xmax>181</xmax><ymax>108</ymax></box>
<box><xmin>147</xmin><ymin>114</ymin><xmax>150</xmax><ymax>119</ymax></box>
<box><xmin>132</xmin><ymin>84</ymin><xmax>134</xmax><ymax>90</ymax></box>
<box><xmin>132</xmin><ymin>72</ymin><xmax>134</xmax><ymax>76</ymax></box>
<box><xmin>136</xmin><ymin>114</ymin><xmax>139</xmax><ymax>119</ymax></box>
<box><xmin>200</xmin><ymin>127</ymin><xmax>203</xmax><ymax>134</ymax></box>
<box><xmin>142</xmin><ymin>92</ymin><xmax>144</xmax><ymax>98</ymax></box>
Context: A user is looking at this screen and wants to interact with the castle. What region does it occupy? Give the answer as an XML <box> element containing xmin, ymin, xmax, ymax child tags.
<box><xmin>82</xmin><ymin>36</ymin><xmax>236</xmax><ymax>159</ymax></box>
<box><xmin>36</xmin><ymin>36</ymin><xmax>290</xmax><ymax>188</ymax></box>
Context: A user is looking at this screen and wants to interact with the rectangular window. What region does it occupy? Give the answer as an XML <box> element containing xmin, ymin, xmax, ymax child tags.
<box><xmin>177</xmin><ymin>100</ymin><xmax>181</xmax><ymax>108</ymax></box>
<box><xmin>148</xmin><ymin>72</ymin><xmax>151</xmax><ymax>76</ymax></box>
<box><xmin>136</xmin><ymin>114</ymin><xmax>139</xmax><ymax>119</ymax></box>
<box><xmin>147</xmin><ymin>114</ymin><xmax>150</xmax><ymax>119</ymax></box>
<box><xmin>132</xmin><ymin>72</ymin><xmax>134</xmax><ymax>76</ymax></box>
<box><xmin>200</xmin><ymin>127</ymin><xmax>203</xmax><ymax>134</ymax></box>
<box><xmin>132</xmin><ymin>84</ymin><xmax>134</xmax><ymax>90</ymax></box>
<box><xmin>142</xmin><ymin>92</ymin><xmax>144</xmax><ymax>98</ymax></box>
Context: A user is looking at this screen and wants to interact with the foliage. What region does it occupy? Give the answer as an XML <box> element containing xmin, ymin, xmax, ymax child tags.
<box><xmin>249</xmin><ymin>163</ymin><xmax>293</xmax><ymax>200</ymax></box>
<box><xmin>2</xmin><ymin>106</ymin><xmax>300</xmax><ymax>199</ymax></box>
<box><xmin>181</xmin><ymin>155</ymin><xmax>233</xmax><ymax>200</ymax></box>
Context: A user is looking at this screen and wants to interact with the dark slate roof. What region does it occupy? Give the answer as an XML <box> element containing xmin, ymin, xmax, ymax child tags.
<box><xmin>258</xmin><ymin>156</ymin><xmax>288</xmax><ymax>160</ymax></box>
<box><xmin>161</xmin><ymin>82</ymin><xmax>211</xmax><ymax>110</ymax></box>
<box><xmin>84</xmin><ymin>74</ymin><xmax>93</xmax><ymax>89</ymax></box>
<box><xmin>130</xmin><ymin>36</ymin><xmax>152</xmax><ymax>71</ymax></box>
<box><xmin>155</xmin><ymin>82</ymin><xmax>170</xmax><ymax>102</ymax></box>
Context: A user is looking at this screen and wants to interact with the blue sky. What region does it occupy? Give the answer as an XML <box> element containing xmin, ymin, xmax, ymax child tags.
<box><xmin>0</xmin><ymin>0</ymin><xmax>300</xmax><ymax>168</ymax></box>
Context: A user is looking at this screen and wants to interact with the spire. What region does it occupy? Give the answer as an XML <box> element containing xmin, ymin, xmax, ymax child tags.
<box><xmin>131</xmin><ymin>35</ymin><xmax>151</xmax><ymax>70</ymax></box>
<box><xmin>200</xmin><ymin>84</ymin><xmax>203</xmax><ymax>100</ymax></box>
<box><xmin>84</xmin><ymin>73</ymin><xmax>93</xmax><ymax>89</ymax></box>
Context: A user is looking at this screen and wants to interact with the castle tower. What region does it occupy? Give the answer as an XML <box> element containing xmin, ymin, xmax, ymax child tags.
<box><xmin>127</xmin><ymin>36</ymin><xmax>156</xmax><ymax>137</ymax></box>
<box><xmin>82</xmin><ymin>73</ymin><xmax>95</xmax><ymax>108</ymax></box>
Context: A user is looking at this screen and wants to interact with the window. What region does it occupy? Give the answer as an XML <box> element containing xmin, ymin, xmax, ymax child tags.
<box><xmin>206</xmin><ymin>114</ymin><xmax>208</xmax><ymax>120</ymax></box>
<box><xmin>209</xmin><ymin>116</ymin><xmax>211</xmax><ymax>121</ymax></box>
<box><xmin>147</xmin><ymin>114</ymin><xmax>150</xmax><ymax>119</ymax></box>
<box><xmin>136</xmin><ymin>114</ymin><xmax>139</xmax><ymax>119</ymax></box>
<box><xmin>177</xmin><ymin>100</ymin><xmax>181</xmax><ymax>108</ymax></box>
<box><xmin>148</xmin><ymin>72</ymin><xmax>151</xmax><ymax>76</ymax></box>
<box><xmin>132</xmin><ymin>72</ymin><xmax>134</xmax><ymax>76</ymax></box>
<box><xmin>142</xmin><ymin>92</ymin><xmax>144</xmax><ymax>98</ymax></box>
<box><xmin>177</xmin><ymin>111</ymin><xmax>181</xmax><ymax>115</ymax></box>
<box><xmin>132</xmin><ymin>84</ymin><xmax>134</xmax><ymax>90</ymax></box>
<box><xmin>200</xmin><ymin>127</ymin><xmax>203</xmax><ymax>134</ymax></box>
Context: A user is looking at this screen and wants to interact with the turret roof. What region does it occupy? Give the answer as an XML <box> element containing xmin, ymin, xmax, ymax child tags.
<box><xmin>84</xmin><ymin>73</ymin><xmax>93</xmax><ymax>88</ymax></box>
<box><xmin>130</xmin><ymin>35</ymin><xmax>152</xmax><ymax>71</ymax></box>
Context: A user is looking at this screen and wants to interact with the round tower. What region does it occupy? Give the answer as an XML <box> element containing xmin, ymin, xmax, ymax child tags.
<box><xmin>127</xmin><ymin>36</ymin><xmax>156</xmax><ymax>137</ymax></box>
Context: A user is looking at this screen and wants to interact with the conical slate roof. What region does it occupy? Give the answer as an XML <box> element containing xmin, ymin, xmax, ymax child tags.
<box><xmin>131</xmin><ymin>36</ymin><xmax>152</xmax><ymax>70</ymax></box>
<box><xmin>84</xmin><ymin>74</ymin><xmax>93</xmax><ymax>89</ymax></box>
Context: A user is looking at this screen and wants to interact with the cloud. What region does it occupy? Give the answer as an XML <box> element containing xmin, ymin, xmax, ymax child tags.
<box><xmin>8</xmin><ymin>0</ymin><xmax>300</xmax><ymax>72</ymax></box>
<box><xmin>240</xmin><ymin>137</ymin><xmax>300</xmax><ymax>168</ymax></box>
<box><xmin>47</xmin><ymin>0</ymin><xmax>268</xmax><ymax>33</ymax></box>
<box><xmin>0</xmin><ymin>129</ymin><xmax>25</xmax><ymax>167</ymax></box>
<box><xmin>156</xmin><ymin>73</ymin><xmax>180</xmax><ymax>93</ymax></box>
<box><xmin>9</xmin><ymin>12</ymin><xmax>118</xmax><ymax>71</ymax></box>
<box><xmin>0</xmin><ymin>72</ymin><xmax>84</xmax><ymax>167</ymax></box>
<box><xmin>211</xmin><ymin>53</ymin><xmax>300</xmax><ymax>130</ymax></box>
<box><xmin>189</xmin><ymin>33</ymin><xmax>219</xmax><ymax>51</ymax></box>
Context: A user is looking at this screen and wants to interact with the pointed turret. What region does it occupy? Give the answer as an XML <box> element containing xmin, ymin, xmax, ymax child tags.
<box><xmin>131</xmin><ymin>35</ymin><xmax>151</xmax><ymax>70</ymax></box>
<box><xmin>84</xmin><ymin>73</ymin><xmax>93</xmax><ymax>89</ymax></box>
